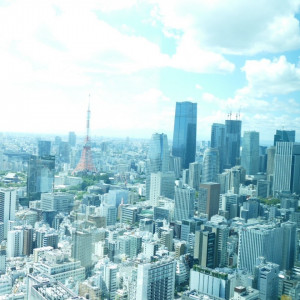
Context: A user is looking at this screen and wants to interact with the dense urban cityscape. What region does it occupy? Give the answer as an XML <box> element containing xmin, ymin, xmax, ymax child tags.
<box><xmin>0</xmin><ymin>100</ymin><xmax>298</xmax><ymax>300</ymax></box>
<box><xmin>1</xmin><ymin>1</ymin><xmax>300</xmax><ymax>300</ymax></box>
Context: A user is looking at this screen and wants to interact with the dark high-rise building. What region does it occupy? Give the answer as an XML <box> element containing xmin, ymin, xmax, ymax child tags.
<box><xmin>224</xmin><ymin>119</ymin><xmax>242</xmax><ymax>169</ymax></box>
<box><xmin>38</xmin><ymin>140</ymin><xmax>51</xmax><ymax>157</ymax></box>
<box><xmin>274</xmin><ymin>130</ymin><xmax>295</xmax><ymax>146</ymax></box>
<box><xmin>68</xmin><ymin>131</ymin><xmax>77</xmax><ymax>147</ymax></box>
<box><xmin>211</xmin><ymin>123</ymin><xmax>225</xmax><ymax>172</ymax></box>
<box><xmin>172</xmin><ymin>101</ymin><xmax>197</xmax><ymax>169</ymax></box>
<box><xmin>27</xmin><ymin>155</ymin><xmax>55</xmax><ymax>201</ymax></box>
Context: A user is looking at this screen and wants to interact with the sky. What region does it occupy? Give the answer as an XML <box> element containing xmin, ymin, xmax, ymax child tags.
<box><xmin>1</xmin><ymin>0</ymin><xmax>300</xmax><ymax>145</ymax></box>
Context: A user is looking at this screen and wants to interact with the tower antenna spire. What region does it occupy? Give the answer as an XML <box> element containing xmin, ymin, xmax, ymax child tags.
<box><xmin>72</xmin><ymin>95</ymin><xmax>96</xmax><ymax>175</ymax></box>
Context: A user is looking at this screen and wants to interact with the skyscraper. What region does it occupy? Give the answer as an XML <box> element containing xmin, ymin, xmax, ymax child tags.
<box><xmin>149</xmin><ymin>172</ymin><xmax>175</xmax><ymax>206</ymax></box>
<box><xmin>254</xmin><ymin>258</ymin><xmax>279</xmax><ymax>300</ymax></box>
<box><xmin>148</xmin><ymin>133</ymin><xmax>169</xmax><ymax>173</ymax></box>
<box><xmin>274</xmin><ymin>129</ymin><xmax>295</xmax><ymax>145</ymax></box>
<box><xmin>188</xmin><ymin>162</ymin><xmax>201</xmax><ymax>190</ymax></box>
<box><xmin>27</xmin><ymin>155</ymin><xmax>55</xmax><ymax>201</ymax></box>
<box><xmin>72</xmin><ymin>230</ymin><xmax>93</xmax><ymax>275</ymax></box>
<box><xmin>237</xmin><ymin>224</ymin><xmax>283</xmax><ymax>272</ymax></box>
<box><xmin>198</xmin><ymin>183</ymin><xmax>220</xmax><ymax>219</ymax></box>
<box><xmin>172</xmin><ymin>101</ymin><xmax>197</xmax><ymax>169</ymax></box>
<box><xmin>174</xmin><ymin>184</ymin><xmax>195</xmax><ymax>221</ymax></box>
<box><xmin>136</xmin><ymin>258</ymin><xmax>176</xmax><ymax>300</ymax></box>
<box><xmin>273</xmin><ymin>142</ymin><xmax>300</xmax><ymax>195</ymax></box>
<box><xmin>0</xmin><ymin>188</ymin><xmax>16</xmax><ymax>238</ymax></box>
<box><xmin>241</xmin><ymin>131</ymin><xmax>259</xmax><ymax>175</ymax></box>
<box><xmin>224</xmin><ymin>119</ymin><xmax>242</xmax><ymax>169</ymax></box>
<box><xmin>202</xmin><ymin>148</ymin><xmax>219</xmax><ymax>183</ymax></box>
<box><xmin>68</xmin><ymin>131</ymin><xmax>76</xmax><ymax>147</ymax></box>
<box><xmin>211</xmin><ymin>123</ymin><xmax>225</xmax><ymax>172</ymax></box>
<box><xmin>38</xmin><ymin>140</ymin><xmax>51</xmax><ymax>157</ymax></box>
<box><xmin>146</xmin><ymin>133</ymin><xmax>169</xmax><ymax>200</ymax></box>
<box><xmin>266</xmin><ymin>146</ymin><xmax>276</xmax><ymax>179</ymax></box>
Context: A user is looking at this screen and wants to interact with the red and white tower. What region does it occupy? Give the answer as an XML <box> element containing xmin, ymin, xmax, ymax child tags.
<box><xmin>73</xmin><ymin>98</ymin><xmax>96</xmax><ymax>174</ymax></box>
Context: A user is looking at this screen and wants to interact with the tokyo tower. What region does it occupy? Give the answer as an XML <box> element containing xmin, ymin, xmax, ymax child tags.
<box><xmin>72</xmin><ymin>98</ymin><xmax>96</xmax><ymax>174</ymax></box>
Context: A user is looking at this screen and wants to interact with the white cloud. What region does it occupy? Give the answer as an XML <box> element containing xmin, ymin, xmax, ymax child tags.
<box><xmin>170</xmin><ymin>32</ymin><xmax>235</xmax><ymax>73</ymax></box>
<box><xmin>152</xmin><ymin>0</ymin><xmax>300</xmax><ymax>55</ymax></box>
<box><xmin>241</xmin><ymin>56</ymin><xmax>300</xmax><ymax>96</ymax></box>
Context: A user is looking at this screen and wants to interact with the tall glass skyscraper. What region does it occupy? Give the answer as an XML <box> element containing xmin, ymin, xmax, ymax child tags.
<box><xmin>202</xmin><ymin>148</ymin><xmax>219</xmax><ymax>183</ymax></box>
<box><xmin>241</xmin><ymin>131</ymin><xmax>259</xmax><ymax>175</ymax></box>
<box><xmin>211</xmin><ymin>123</ymin><xmax>225</xmax><ymax>172</ymax></box>
<box><xmin>224</xmin><ymin>119</ymin><xmax>242</xmax><ymax>169</ymax></box>
<box><xmin>172</xmin><ymin>101</ymin><xmax>197</xmax><ymax>169</ymax></box>
<box><xmin>27</xmin><ymin>155</ymin><xmax>55</xmax><ymax>201</ymax></box>
<box><xmin>146</xmin><ymin>133</ymin><xmax>169</xmax><ymax>200</ymax></box>
<box><xmin>274</xmin><ymin>129</ymin><xmax>295</xmax><ymax>145</ymax></box>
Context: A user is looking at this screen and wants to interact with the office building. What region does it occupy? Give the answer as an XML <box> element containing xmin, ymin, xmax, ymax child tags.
<box><xmin>149</xmin><ymin>172</ymin><xmax>175</xmax><ymax>206</ymax></box>
<box><xmin>68</xmin><ymin>131</ymin><xmax>76</xmax><ymax>147</ymax></box>
<box><xmin>7</xmin><ymin>229</ymin><xmax>23</xmax><ymax>258</ymax></box>
<box><xmin>23</xmin><ymin>226</ymin><xmax>34</xmax><ymax>256</ymax></box>
<box><xmin>41</xmin><ymin>192</ymin><xmax>74</xmax><ymax>213</ymax></box>
<box><xmin>281</xmin><ymin>221</ymin><xmax>297</xmax><ymax>271</ymax></box>
<box><xmin>188</xmin><ymin>162</ymin><xmax>201</xmax><ymax>190</ymax></box>
<box><xmin>224</xmin><ymin>119</ymin><xmax>242</xmax><ymax>168</ymax></box>
<box><xmin>72</xmin><ymin>231</ymin><xmax>93</xmax><ymax>273</ymax></box>
<box><xmin>27</xmin><ymin>155</ymin><xmax>55</xmax><ymax>201</ymax></box>
<box><xmin>202</xmin><ymin>148</ymin><xmax>219</xmax><ymax>183</ymax></box>
<box><xmin>241</xmin><ymin>131</ymin><xmax>259</xmax><ymax>175</ymax></box>
<box><xmin>211</xmin><ymin>123</ymin><xmax>226</xmax><ymax>172</ymax></box>
<box><xmin>194</xmin><ymin>230</ymin><xmax>216</xmax><ymax>268</ymax></box>
<box><xmin>266</xmin><ymin>146</ymin><xmax>275</xmax><ymax>179</ymax></box>
<box><xmin>237</xmin><ymin>224</ymin><xmax>284</xmax><ymax>273</ymax></box>
<box><xmin>102</xmin><ymin>263</ymin><xmax>118</xmax><ymax>300</ymax></box>
<box><xmin>273</xmin><ymin>142</ymin><xmax>300</xmax><ymax>195</ymax></box>
<box><xmin>172</xmin><ymin>101</ymin><xmax>197</xmax><ymax>169</ymax></box>
<box><xmin>148</xmin><ymin>133</ymin><xmax>169</xmax><ymax>173</ymax></box>
<box><xmin>38</xmin><ymin>140</ymin><xmax>51</xmax><ymax>157</ymax></box>
<box><xmin>0</xmin><ymin>188</ymin><xmax>16</xmax><ymax>238</ymax></box>
<box><xmin>198</xmin><ymin>183</ymin><xmax>220</xmax><ymax>219</ymax></box>
<box><xmin>174</xmin><ymin>184</ymin><xmax>195</xmax><ymax>221</ymax></box>
<box><xmin>190</xmin><ymin>265</ymin><xmax>235</xmax><ymax>300</ymax></box>
<box><xmin>274</xmin><ymin>129</ymin><xmax>295</xmax><ymax>145</ymax></box>
<box><xmin>253</xmin><ymin>257</ymin><xmax>279</xmax><ymax>300</ymax></box>
<box><xmin>146</xmin><ymin>133</ymin><xmax>170</xmax><ymax>199</ymax></box>
<box><xmin>136</xmin><ymin>258</ymin><xmax>176</xmax><ymax>300</ymax></box>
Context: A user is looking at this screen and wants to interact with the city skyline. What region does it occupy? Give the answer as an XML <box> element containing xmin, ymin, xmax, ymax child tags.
<box><xmin>1</xmin><ymin>1</ymin><xmax>300</xmax><ymax>144</ymax></box>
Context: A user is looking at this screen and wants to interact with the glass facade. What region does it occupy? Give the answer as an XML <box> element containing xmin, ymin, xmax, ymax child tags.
<box><xmin>172</xmin><ymin>102</ymin><xmax>197</xmax><ymax>169</ymax></box>
<box><xmin>224</xmin><ymin>119</ymin><xmax>241</xmax><ymax>169</ymax></box>
<box><xmin>27</xmin><ymin>155</ymin><xmax>55</xmax><ymax>201</ymax></box>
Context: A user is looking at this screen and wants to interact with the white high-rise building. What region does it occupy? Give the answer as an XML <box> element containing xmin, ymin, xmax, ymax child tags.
<box><xmin>273</xmin><ymin>142</ymin><xmax>300</xmax><ymax>195</ymax></box>
<box><xmin>174</xmin><ymin>184</ymin><xmax>195</xmax><ymax>221</ymax></box>
<box><xmin>241</xmin><ymin>131</ymin><xmax>259</xmax><ymax>175</ymax></box>
<box><xmin>7</xmin><ymin>229</ymin><xmax>23</xmax><ymax>258</ymax></box>
<box><xmin>0</xmin><ymin>188</ymin><xmax>16</xmax><ymax>238</ymax></box>
<box><xmin>136</xmin><ymin>258</ymin><xmax>176</xmax><ymax>300</ymax></box>
<box><xmin>202</xmin><ymin>148</ymin><xmax>219</xmax><ymax>183</ymax></box>
<box><xmin>150</xmin><ymin>172</ymin><xmax>175</xmax><ymax>206</ymax></box>
<box><xmin>103</xmin><ymin>263</ymin><xmax>118</xmax><ymax>300</ymax></box>
<box><xmin>237</xmin><ymin>224</ymin><xmax>283</xmax><ymax>273</ymax></box>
